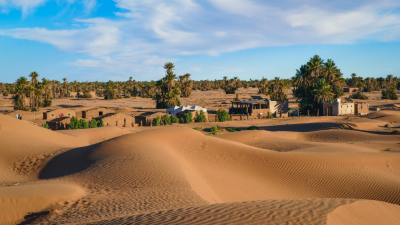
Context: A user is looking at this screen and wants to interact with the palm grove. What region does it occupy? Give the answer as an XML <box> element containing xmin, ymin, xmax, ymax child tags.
<box><xmin>1</xmin><ymin>58</ymin><xmax>399</xmax><ymax>112</ymax></box>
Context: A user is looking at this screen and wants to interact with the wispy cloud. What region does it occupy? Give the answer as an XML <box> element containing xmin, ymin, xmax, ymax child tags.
<box><xmin>0</xmin><ymin>0</ymin><xmax>47</xmax><ymax>16</ymax></box>
<box><xmin>1</xmin><ymin>0</ymin><xmax>400</xmax><ymax>77</ymax></box>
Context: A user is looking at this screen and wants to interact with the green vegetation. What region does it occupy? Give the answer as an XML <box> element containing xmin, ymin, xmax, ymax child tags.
<box><xmin>43</xmin><ymin>123</ymin><xmax>49</xmax><ymax>129</ymax></box>
<box><xmin>217</xmin><ymin>109</ymin><xmax>230</xmax><ymax>122</ymax></box>
<box><xmin>193</xmin><ymin>127</ymin><xmax>201</xmax><ymax>131</ymax></box>
<box><xmin>70</xmin><ymin>116</ymin><xmax>103</xmax><ymax>129</ymax></box>
<box><xmin>179</xmin><ymin>111</ymin><xmax>193</xmax><ymax>124</ymax></box>
<box><xmin>152</xmin><ymin>116</ymin><xmax>161</xmax><ymax>126</ymax></box>
<box><xmin>194</xmin><ymin>110</ymin><xmax>207</xmax><ymax>122</ymax></box>
<box><xmin>210</xmin><ymin>125</ymin><xmax>220</xmax><ymax>132</ymax></box>
<box><xmin>163</xmin><ymin>114</ymin><xmax>171</xmax><ymax>125</ymax></box>
<box><xmin>247</xmin><ymin>126</ymin><xmax>259</xmax><ymax>130</ymax></box>
<box><xmin>350</xmin><ymin>92</ymin><xmax>368</xmax><ymax>100</ymax></box>
<box><xmin>171</xmin><ymin>115</ymin><xmax>179</xmax><ymax>123</ymax></box>
<box><xmin>214</xmin><ymin>130</ymin><xmax>223</xmax><ymax>135</ymax></box>
<box><xmin>382</xmin><ymin>87</ymin><xmax>398</xmax><ymax>100</ymax></box>
<box><xmin>226</xmin><ymin>127</ymin><xmax>240</xmax><ymax>132</ymax></box>
<box><xmin>223</xmin><ymin>77</ymin><xmax>242</xmax><ymax>94</ymax></box>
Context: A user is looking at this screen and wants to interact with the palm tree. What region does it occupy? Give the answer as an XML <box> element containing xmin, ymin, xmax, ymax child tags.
<box><xmin>323</xmin><ymin>59</ymin><xmax>339</xmax><ymax>84</ymax></box>
<box><xmin>313</xmin><ymin>79</ymin><xmax>333</xmax><ymax>104</ymax></box>
<box><xmin>307</xmin><ymin>55</ymin><xmax>324</xmax><ymax>84</ymax></box>
<box><xmin>29</xmin><ymin>72</ymin><xmax>39</xmax><ymax>87</ymax></box>
<box><xmin>164</xmin><ymin>62</ymin><xmax>175</xmax><ymax>74</ymax></box>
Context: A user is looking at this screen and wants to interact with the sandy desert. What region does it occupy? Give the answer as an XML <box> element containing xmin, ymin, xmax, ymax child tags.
<box><xmin>1</xmin><ymin>88</ymin><xmax>400</xmax><ymax>225</ymax></box>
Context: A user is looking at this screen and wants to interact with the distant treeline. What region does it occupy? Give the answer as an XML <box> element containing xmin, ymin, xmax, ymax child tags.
<box><xmin>1</xmin><ymin>57</ymin><xmax>398</xmax><ymax>112</ymax></box>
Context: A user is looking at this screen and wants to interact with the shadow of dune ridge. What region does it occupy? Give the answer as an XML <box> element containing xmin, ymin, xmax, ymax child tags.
<box><xmin>39</xmin><ymin>143</ymin><xmax>99</xmax><ymax>179</ymax></box>
<box><xmin>259</xmin><ymin>122</ymin><xmax>353</xmax><ymax>132</ymax></box>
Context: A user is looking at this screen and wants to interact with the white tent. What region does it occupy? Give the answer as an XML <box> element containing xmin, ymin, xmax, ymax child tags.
<box><xmin>166</xmin><ymin>105</ymin><xmax>207</xmax><ymax>116</ymax></box>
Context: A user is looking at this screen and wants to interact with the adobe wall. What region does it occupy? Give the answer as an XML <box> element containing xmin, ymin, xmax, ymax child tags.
<box><xmin>100</xmin><ymin>113</ymin><xmax>136</xmax><ymax>127</ymax></box>
<box><xmin>338</xmin><ymin>103</ymin><xmax>354</xmax><ymax>115</ymax></box>
<box><xmin>355</xmin><ymin>103</ymin><xmax>369</xmax><ymax>115</ymax></box>
<box><xmin>269</xmin><ymin>101</ymin><xmax>289</xmax><ymax>114</ymax></box>
<box><xmin>344</xmin><ymin>88</ymin><xmax>359</xmax><ymax>93</ymax></box>
<box><xmin>44</xmin><ymin>109</ymin><xmax>76</xmax><ymax>120</ymax></box>
<box><xmin>323</xmin><ymin>103</ymin><xmax>340</xmax><ymax>116</ymax></box>
<box><xmin>5</xmin><ymin>110</ymin><xmax>43</xmax><ymax>121</ymax></box>
<box><xmin>83</xmin><ymin>108</ymin><xmax>115</xmax><ymax>119</ymax></box>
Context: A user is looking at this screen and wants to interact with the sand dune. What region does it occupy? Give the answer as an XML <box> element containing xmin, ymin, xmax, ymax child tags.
<box><xmin>326</xmin><ymin>200</ymin><xmax>400</xmax><ymax>225</ymax></box>
<box><xmin>2</xmin><ymin>112</ymin><xmax>400</xmax><ymax>224</ymax></box>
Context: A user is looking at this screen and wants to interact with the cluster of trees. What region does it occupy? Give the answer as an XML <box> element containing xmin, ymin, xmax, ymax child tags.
<box><xmin>152</xmin><ymin>110</ymin><xmax>208</xmax><ymax>126</ymax></box>
<box><xmin>70</xmin><ymin>117</ymin><xmax>104</xmax><ymax>129</ymax></box>
<box><xmin>2</xmin><ymin>60</ymin><xmax>399</xmax><ymax>112</ymax></box>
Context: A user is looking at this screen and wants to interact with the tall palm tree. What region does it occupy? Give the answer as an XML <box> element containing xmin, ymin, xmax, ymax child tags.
<box><xmin>29</xmin><ymin>72</ymin><xmax>39</xmax><ymax>88</ymax></box>
<box><xmin>313</xmin><ymin>79</ymin><xmax>333</xmax><ymax>104</ymax></box>
<box><xmin>164</xmin><ymin>62</ymin><xmax>175</xmax><ymax>74</ymax></box>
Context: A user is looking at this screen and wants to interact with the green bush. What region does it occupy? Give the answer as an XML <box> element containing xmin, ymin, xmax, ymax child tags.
<box><xmin>382</xmin><ymin>87</ymin><xmax>399</xmax><ymax>100</ymax></box>
<box><xmin>163</xmin><ymin>114</ymin><xmax>171</xmax><ymax>125</ymax></box>
<box><xmin>42</xmin><ymin>98</ymin><xmax>52</xmax><ymax>107</ymax></box>
<box><xmin>269</xmin><ymin>114</ymin><xmax>273</xmax><ymax>119</ymax></box>
<box><xmin>226</xmin><ymin>127</ymin><xmax>240</xmax><ymax>132</ymax></box>
<box><xmin>193</xmin><ymin>127</ymin><xmax>201</xmax><ymax>131</ymax></box>
<box><xmin>91</xmin><ymin>119</ymin><xmax>98</xmax><ymax>128</ymax></box>
<box><xmin>247</xmin><ymin>126</ymin><xmax>259</xmax><ymax>130</ymax></box>
<box><xmin>171</xmin><ymin>115</ymin><xmax>179</xmax><ymax>123</ymax></box>
<box><xmin>195</xmin><ymin>110</ymin><xmax>207</xmax><ymax>122</ymax></box>
<box><xmin>214</xmin><ymin>130</ymin><xmax>223</xmax><ymax>135</ymax></box>
<box><xmin>217</xmin><ymin>109</ymin><xmax>230</xmax><ymax>122</ymax></box>
<box><xmin>70</xmin><ymin>116</ymin><xmax>81</xmax><ymax>129</ymax></box>
<box><xmin>181</xmin><ymin>111</ymin><xmax>193</xmax><ymax>124</ymax></box>
<box><xmin>205</xmin><ymin>133</ymin><xmax>215</xmax><ymax>136</ymax></box>
<box><xmin>98</xmin><ymin>121</ymin><xmax>104</xmax><ymax>127</ymax></box>
<box><xmin>80</xmin><ymin>119</ymin><xmax>89</xmax><ymax>129</ymax></box>
<box><xmin>210</xmin><ymin>125</ymin><xmax>220</xmax><ymax>132</ymax></box>
<box><xmin>43</xmin><ymin>123</ymin><xmax>49</xmax><ymax>129</ymax></box>
<box><xmin>153</xmin><ymin>116</ymin><xmax>161</xmax><ymax>126</ymax></box>
<box><xmin>179</xmin><ymin>117</ymin><xmax>184</xmax><ymax>123</ymax></box>
<box><xmin>350</xmin><ymin>92</ymin><xmax>368</xmax><ymax>100</ymax></box>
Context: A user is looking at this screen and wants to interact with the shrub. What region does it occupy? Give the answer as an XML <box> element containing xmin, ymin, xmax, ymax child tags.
<box><xmin>42</xmin><ymin>99</ymin><xmax>52</xmax><ymax>107</ymax></box>
<box><xmin>214</xmin><ymin>130</ymin><xmax>223</xmax><ymax>135</ymax></box>
<box><xmin>70</xmin><ymin>116</ymin><xmax>81</xmax><ymax>129</ymax></box>
<box><xmin>153</xmin><ymin>116</ymin><xmax>161</xmax><ymax>126</ymax></box>
<box><xmin>91</xmin><ymin>119</ymin><xmax>98</xmax><ymax>128</ymax></box>
<box><xmin>43</xmin><ymin>123</ymin><xmax>49</xmax><ymax>129</ymax></box>
<box><xmin>171</xmin><ymin>115</ymin><xmax>179</xmax><ymax>123</ymax></box>
<box><xmin>210</xmin><ymin>125</ymin><xmax>220</xmax><ymax>132</ymax></box>
<box><xmin>269</xmin><ymin>114</ymin><xmax>273</xmax><ymax>119</ymax></box>
<box><xmin>247</xmin><ymin>126</ymin><xmax>259</xmax><ymax>130</ymax></box>
<box><xmin>195</xmin><ymin>110</ymin><xmax>206</xmax><ymax>122</ymax></box>
<box><xmin>182</xmin><ymin>111</ymin><xmax>193</xmax><ymax>124</ymax></box>
<box><xmin>350</xmin><ymin>92</ymin><xmax>368</xmax><ymax>100</ymax></box>
<box><xmin>217</xmin><ymin>109</ymin><xmax>230</xmax><ymax>122</ymax></box>
<box><xmin>205</xmin><ymin>133</ymin><xmax>215</xmax><ymax>136</ymax></box>
<box><xmin>382</xmin><ymin>87</ymin><xmax>399</xmax><ymax>100</ymax></box>
<box><xmin>193</xmin><ymin>127</ymin><xmax>201</xmax><ymax>131</ymax></box>
<box><xmin>98</xmin><ymin>121</ymin><xmax>104</xmax><ymax>127</ymax></box>
<box><xmin>163</xmin><ymin>114</ymin><xmax>171</xmax><ymax>125</ymax></box>
<box><xmin>226</xmin><ymin>127</ymin><xmax>240</xmax><ymax>132</ymax></box>
<box><xmin>80</xmin><ymin>119</ymin><xmax>89</xmax><ymax>129</ymax></box>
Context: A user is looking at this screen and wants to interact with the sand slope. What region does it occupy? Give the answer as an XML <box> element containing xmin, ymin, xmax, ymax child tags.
<box><xmin>2</xmin><ymin>113</ymin><xmax>400</xmax><ymax>224</ymax></box>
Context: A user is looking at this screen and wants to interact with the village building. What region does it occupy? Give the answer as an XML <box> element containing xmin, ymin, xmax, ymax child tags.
<box><xmin>43</xmin><ymin>108</ymin><xmax>76</xmax><ymax>120</ymax></box>
<box><xmin>135</xmin><ymin>112</ymin><xmax>166</xmax><ymax>126</ymax></box>
<box><xmin>323</xmin><ymin>98</ymin><xmax>355</xmax><ymax>116</ymax></box>
<box><xmin>46</xmin><ymin>117</ymin><xmax>71</xmax><ymax>130</ymax></box>
<box><xmin>344</xmin><ymin>88</ymin><xmax>360</xmax><ymax>93</ymax></box>
<box><xmin>94</xmin><ymin>113</ymin><xmax>137</xmax><ymax>127</ymax></box>
<box><xmin>5</xmin><ymin>110</ymin><xmax>43</xmax><ymax>121</ymax></box>
<box><xmin>166</xmin><ymin>105</ymin><xmax>207</xmax><ymax>116</ymax></box>
<box><xmin>231</xmin><ymin>100</ymin><xmax>289</xmax><ymax>118</ymax></box>
<box><xmin>355</xmin><ymin>103</ymin><xmax>369</xmax><ymax>116</ymax></box>
<box><xmin>82</xmin><ymin>107</ymin><xmax>115</xmax><ymax>119</ymax></box>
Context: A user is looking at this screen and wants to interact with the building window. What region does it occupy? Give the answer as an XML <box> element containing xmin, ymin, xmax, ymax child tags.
<box><xmin>51</xmin><ymin>114</ymin><xmax>54</xmax><ymax>116</ymax></box>
<box><xmin>68</xmin><ymin>113</ymin><xmax>70</xmax><ymax>116</ymax></box>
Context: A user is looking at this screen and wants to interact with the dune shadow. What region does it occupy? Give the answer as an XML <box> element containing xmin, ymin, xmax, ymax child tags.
<box><xmin>257</xmin><ymin>122</ymin><xmax>348</xmax><ymax>133</ymax></box>
<box><xmin>39</xmin><ymin>144</ymin><xmax>98</xmax><ymax>179</ymax></box>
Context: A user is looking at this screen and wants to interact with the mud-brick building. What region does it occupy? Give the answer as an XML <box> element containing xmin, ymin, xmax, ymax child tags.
<box><xmin>344</xmin><ymin>88</ymin><xmax>360</xmax><ymax>93</ymax></box>
<box><xmin>135</xmin><ymin>112</ymin><xmax>166</xmax><ymax>126</ymax></box>
<box><xmin>355</xmin><ymin>103</ymin><xmax>369</xmax><ymax>116</ymax></box>
<box><xmin>94</xmin><ymin>113</ymin><xmax>137</xmax><ymax>127</ymax></box>
<box><xmin>82</xmin><ymin>107</ymin><xmax>115</xmax><ymax>119</ymax></box>
<box><xmin>231</xmin><ymin>100</ymin><xmax>289</xmax><ymax>118</ymax></box>
<box><xmin>323</xmin><ymin>98</ymin><xmax>355</xmax><ymax>116</ymax></box>
<box><xmin>43</xmin><ymin>108</ymin><xmax>76</xmax><ymax>120</ymax></box>
<box><xmin>5</xmin><ymin>110</ymin><xmax>43</xmax><ymax>121</ymax></box>
<box><xmin>46</xmin><ymin>117</ymin><xmax>71</xmax><ymax>130</ymax></box>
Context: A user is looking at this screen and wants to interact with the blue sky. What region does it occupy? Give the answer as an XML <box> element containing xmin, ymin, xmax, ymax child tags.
<box><xmin>0</xmin><ymin>0</ymin><xmax>400</xmax><ymax>83</ymax></box>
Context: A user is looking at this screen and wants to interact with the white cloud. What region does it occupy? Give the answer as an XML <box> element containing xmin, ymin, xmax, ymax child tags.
<box><xmin>0</xmin><ymin>0</ymin><xmax>47</xmax><ymax>16</ymax></box>
<box><xmin>1</xmin><ymin>0</ymin><xmax>400</xmax><ymax>77</ymax></box>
